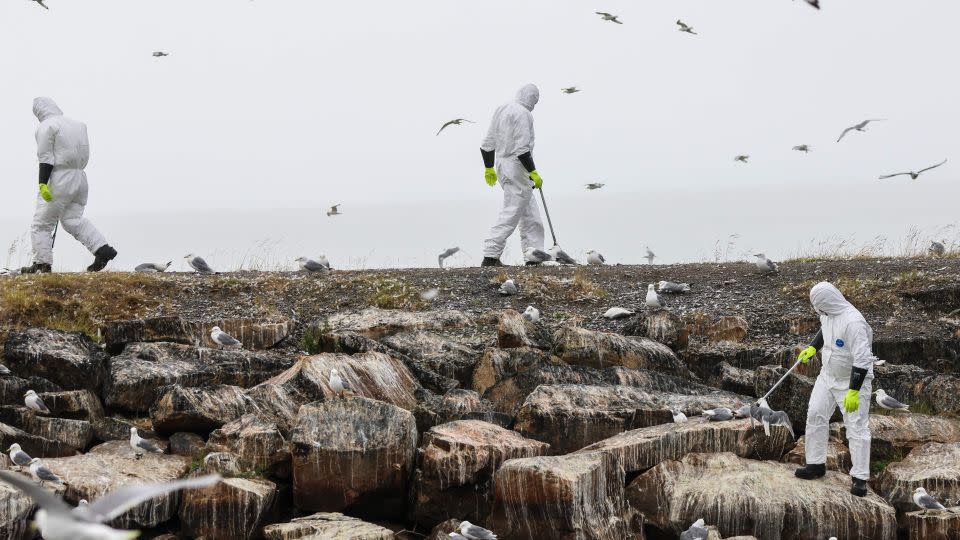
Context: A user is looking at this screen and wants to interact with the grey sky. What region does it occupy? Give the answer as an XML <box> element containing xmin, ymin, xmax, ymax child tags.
<box><xmin>1</xmin><ymin>0</ymin><xmax>958</xmax><ymax>269</ymax></box>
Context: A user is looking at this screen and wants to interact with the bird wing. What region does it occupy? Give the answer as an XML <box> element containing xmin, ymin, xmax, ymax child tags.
<box><xmin>596</xmin><ymin>12</ymin><xmax>612</xmax><ymax>16</ymax></box>
<box><xmin>436</xmin><ymin>120</ymin><xmax>456</xmax><ymax>136</ymax></box>
<box><xmin>78</xmin><ymin>475</ymin><xmax>222</xmax><ymax>523</ymax></box>
<box><xmin>598</xmin><ymin>253</ymin><xmax>606</xmax><ymax>263</ymax></box>
<box><xmin>836</xmin><ymin>126</ymin><xmax>855</xmax><ymax>142</ymax></box>
<box><xmin>136</xmin><ymin>438</ymin><xmax>163</xmax><ymax>453</ymax></box>
<box><xmin>918</xmin><ymin>494</ymin><xmax>945</xmax><ymax>509</ymax></box>
<box><xmin>219</xmin><ymin>333</ymin><xmax>241</xmax><ymax>346</ymax></box>
<box><xmin>917</xmin><ymin>159</ymin><xmax>948</xmax><ymax>174</ymax></box>
<box><xmin>766</xmin><ymin>259</ymin><xmax>777</xmax><ymax>272</ymax></box>
<box><xmin>0</xmin><ymin>471</ymin><xmax>72</xmax><ymax>514</ymax></box>
<box><xmin>304</xmin><ymin>260</ymin><xmax>328</xmax><ymax>272</ymax></box>
<box><xmin>881</xmin><ymin>395</ymin><xmax>907</xmax><ymax>408</ymax></box>
<box><xmin>878</xmin><ymin>172</ymin><xmax>911</xmax><ymax>180</ymax></box>
<box><xmin>37</xmin><ymin>0</ymin><xmax>49</xmax><ymax>8</ymax></box>
<box><xmin>192</xmin><ymin>257</ymin><xmax>213</xmax><ymax>273</ymax></box>
<box><xmin>463</xmin><ymin>524</ymin><xmax>497</xmax><ymax>539</ymax></box>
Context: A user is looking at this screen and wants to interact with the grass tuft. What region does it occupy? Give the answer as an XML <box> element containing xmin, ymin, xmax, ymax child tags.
<box><xmin>870</xmin><ymin>447</ymin><xmax>907</xmax><ymax>477</ymax></box>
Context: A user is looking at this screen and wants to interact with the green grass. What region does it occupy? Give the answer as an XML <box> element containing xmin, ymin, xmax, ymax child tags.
<box><xmin>300</xmin><ymin>324</ymin><xmax>327</xmax><ymax>354</ymax></box>
<box><xmin>870</xmin><ymin>447</ymin><xmax>907</xmax><ymax>477</ymax></box>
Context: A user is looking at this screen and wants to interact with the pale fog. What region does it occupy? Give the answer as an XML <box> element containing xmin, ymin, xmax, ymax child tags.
<box><xmin>0</xmin><ymin>0</ymin><xmax>957</xmax><ymax>272</ymax></box>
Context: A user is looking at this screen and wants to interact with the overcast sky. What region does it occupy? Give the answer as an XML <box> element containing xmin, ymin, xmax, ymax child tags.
<box><xmin>1</xmin><ymin>0</ymin><xmax>958</xmax><ymax>268</ymax></box>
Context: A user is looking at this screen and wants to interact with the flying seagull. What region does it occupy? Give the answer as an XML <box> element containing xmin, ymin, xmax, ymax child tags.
<box><xmin>29</xmin><ymin>458</ymin><xmax>62</xmax><ymax>486</ymax></box>
<box><xmin>658</xmin><ymin>281</ymin><xmax>691</xmax><ymax>293</ymax></box>
<box><xmin>327</xmin><ymin>204</ymin><xmax>342</xmax><ymax>216</ymax></box>
<box><xmin>135</xmin><ymin>261</ymin><xmax>171</xmax><ymax>273</ymax></box>
<box><xmin>438</xmin><ymin>247</ymin><xmax>460</xmax><ymax>269</ymax></box>
<box><xmin>561</xmin><ymin>87</ymin><xmax>581</xmax><ymax>94</ymax></box>
<box><xmin>31</xmin><ymin>0</ymin><xmax>49</xmax><ymax>10</ymax></box>
<box><xmin>459</xmin><ymin>521</ymin><xmax>497</xmax><ymax>540</ymax></box>
<box><xmin>522</xmin><ymin>306</ymin><xmax>540</xmax><ymax>323</ymax></box>
<box><xmin>734</xmin><ymin>155</ymin><xmax>749</xmax><ymax>163</ymax></box>
<box><xmin>801</xmin><ymin>0</ymin><xmax>820</xmax><ymax>9</ymax></box>
<box><xmin>873</xmin><ymin>389</ymin><xmax>909</xmax><ymax>411</ymax></box>
<box><xmin>184</xmin><ymin>253</ymin><xmax>214</xmax><ymax>274</ymax></box>
<box><xmin>436</xmin><ymin>119</ymin><xmax>475</xmax><ymax>136</ymax></box>
<box><xmin>929</xmin><ymin>241</ymin><xmax>946</xmax><ymax>257</ymax></box>
<box><xmin>646</xmin><ymin>284</ymin><xmax>666</xmax><ymax>309</ymax></box>
<box><xmin>595</xmin><ymin>12</ymin><xmax>622</xmax><ymax>24</ymax></box>
<box><xmin>129</xmin><ymin>427</ymin><xmax>164</xmax><ymax>459</ymax></box>
<box><xmin>913</xmin><ymin>487</ymin><xmax>946</xmax><ymax>510</ymax></box>
<box><xmin>586</xmin><ymin>250</ymin><xmax>605</xmax><ymax>265</ymax></box>
<box><xmin>753</xmin><ymin>253</ymin><xmax>779</xmax><ymax>274</ymax></box>
<box><xmin>549</xmin><ymin>246</ymin><xmax>577</xmax><ymax>265</ymax></box>
<box><xmin>603</xmin><ymin>307</ymin><xmax>634</xmax><ymax>320</ymax></box>
<box><xmin>295</xmin><ymin>256</ymin><xmax>331</xmax><ymax>273</ymax></box>
<box><xmin>676</xmin><ymin>20</ymin><xmax>697</xmax><ymax>34</ymax></box>
<box><xmin>329</xmin><ymin>368</ymin><xmax>347</xmax><ymax>398</ymax></box>
<box><xmin>680</xmin><ymin>518</ymin><xmax>708</xmax><ymax>540</ymax></box>
<box><xmin>792</xmin><ymin>144</ymin><xmax>811</xmax><ymax>153</ymax></box>
<box><xmin>645</xmin><ymin>247</ymin><xmax>656</xmax><ymax>265</ymax></box>
<box><xmin>210</xmin><ymin>326</ymin><xmax>241</xmax><ymax>350</ymax></box>
<box><xmin>524</xmin><ymin>247</ymin><xmax>552</xmax><ymax>264</ymax></box>
<box><xmin>836</xmin><ymin>119</ymin><xmax>885</xmax><ymax>142</ymax></box>
<box><xmin>152</xmin><ymin>51</ymin><xmax>169</xmax><ymax>57</ymax></box>
<box><xmin>585</xmin><ymin>183</ymin><xmax>605</xmax><ymax>190</ymax></box>
<box><xmin>878</xmin><ymin>159</ymin><xmax>947</xmax><ymax>180</ymax></box>
<box><xmin>703</xmin><ymin>407</ymin><xmax>734</xmax><ymax>421</ymax></box>
<box><xmin>6</xmin><ymin>444</ymin><xmax>32</xmax><ymax>471</ymax></box>
<box><xmin>498</xmin><ymin>279</ymin><xmax>518</xmax><ymax>296</ymax></box>
<box><xmin>24</xmin><ymin>390</ymin><xmax>50</xmax><ymax>413</ymax></box>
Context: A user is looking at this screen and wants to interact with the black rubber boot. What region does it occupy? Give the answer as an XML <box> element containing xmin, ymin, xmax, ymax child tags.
<box><xmin>87</xmin><ymin>245</ymin><xmax>117</xmax><ymax>272</ymax></box>
<box><xmin>794</xmin><ymin>463</ymin><xmax>827</xmax><ymax>480</ymax></box>
<box><xmin>851</xmin><ymin>477</ymin><xmax>868</xmax><ymax>497</ymax></box>
<box><xmin>481</xmin><ymin>257</ymin><xmax>505</xmax><ymax>267</ymax></box>
<box><xmin>19</xmin><ymin>262</ymin><xmax>52</xmax><ymax>274</ymax></box>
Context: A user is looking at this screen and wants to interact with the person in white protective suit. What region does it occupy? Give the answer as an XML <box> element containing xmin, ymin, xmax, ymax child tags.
<box><xmin>21</xmin><ymin>98</ymin><xmax>116</xmax><ymax>274</ymax></box>
<box><xmin>479</xmin><ymin>84</ymin><xmax>546</xmax><ymax>267</ymax></box>
<box><xmin>794</xmin><ymin>282</ymin><xmax>876</xmax><ymax>497</ymax></box>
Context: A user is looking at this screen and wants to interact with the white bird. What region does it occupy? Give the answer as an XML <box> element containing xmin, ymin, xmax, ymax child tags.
<box><xmin>327</xmin><ymin>204</ymin><xmax>342</xmax><ymax>217</ymax></box>
<box><xmin>734</xmin><ymin>155</ymin><xmax>749</xmax><ymax>163</ymax></box>
<box><xmin>421</xmin><ymin>288</ymin><xmax>440</xmax><ymax>301</ymax></box>
<box><xmin>498</xmin><ymin>279</ymin><xmax>518</xmax><ymax>296</ymax></box>
<box><xmin>129</xmin><ymin>428</ymin><xmax>163</xmax><ymax>459</ymax></box>
<box><xmin>0</xmin><ymin>469</ymin><xmax>220</xmax><ymax>540</ymax></box>
<box><xmin>436</xmin><ymin>119</ymin><xmax>475</xmax><ymax>136</ymax></box>
<box><xmin>29</xmin><ymin>458</ymin><xmax>62</xmax><ymax>486</ymax></box>
<box><xmin>753</xmin><ymin>253</ymin><xmax>779</xmax><ymax>274</ymax></box>
<box><xmin>603</xmin><ymin>307</ymin><xmax>634</xmax><ymax>320</ymax></box>
<box><xmin>522</xmin><ymin>306</ymin><xmax>540</xmax><ymax>323</ymax></box>
<box><xmin>524</xmin><ymin>247</ymin><xmax>552</xmax><ymax>264</ymax></box>
<box><xmin>873</xmin><ymin>389</ymin><xmax>909</xmax><ymax>411</ymax></box>
<box><xmin>6</xmin><ymin>444</ymin><xmax>32</xmax><ymax>471</ymax></box>
<box><xmin>658</xmin><ymin>281</ymin><xmax>691</xmax><ymax>293</ymax></box>
<box><xmin>24</xmin><ymin>390</ymin><xmax>49</xmax><ymax>414</ymax></box>
<box><xmin>134</xmin><ymin>261</ymin><xmax>171</xmax><ymax>273</ymax></box>
<box><xmin>459</xmin><ymin>521</ymin><xmax>497</xmax><ymax>540</ymax></box>
<box><xmin>561</xmin><ymin>87</ymin><xmax>581</xmax><ymax>94</ymax></box>
<box><xmin>438</xmin><ymin>247</ymin><xmax>460</xmax><ymax>269</ymax></box>
<box><xmin>913</xmin><ymin>487</ymin><xmax>946</xmax><ymax>510</ymax></box>
<box><xmin>703</xmin><ymin>408</ymin><xmax>734</xmax><ymax>421</ymax></box>
<box><xmin>0</xmin><ymin>363</ymin><xmax>11</xmax><ymax>375</ymax></box>
<box><xmin>295</xmin><ymin>256</ymin><xmax>330</xmax><ymax>273</ymax></box>
<box><xmin>152</xmin><ymin>51</ymin><xmax>169</xmax><ymax>57</ymax></box>
<box><xmin>184</xmin><ymin>253</ymin><xmax>214</xmax><ymax>274</ymax></box>
<box><xmin>761</xmin><ymin>409</ymin><xmax>794</xmax><ymax>437</ymax></box>
<box><xmin>792</xmin><ymin>144</ymin><xmax>811</xmax><ymax>153</ymax></box>
<box><xmin>879</xmin><ymin>159</ymin><xmax>947</xmax><ymax>181</ymax></box>
<box><xmin>836</xmin><ymin>119</ymin><xmax>885</xmax><ymax>142</ymax></box>
<box><xmin>586</xmin><ymin>250</ymin><xmax>606</xmax><ymax>265</ymax></box>
<box><xmin>77</xmin><ymin>499</ymin><xmax>87</xmax><ymax>507</ymax></box>
<box><xmin>645</xmin><ymin>247</ymin><xmax>656</xmax><ymax>264</ymax></box>
<box><xmin>585</xmin><ymin>183</ymin><xmax>605</xmax><ymax>190</ymax></box>
<box><xmin>549</xmin><ymin>246</ymin><xmax>576</xmax><ymax>265</ymax></box>
<box><xmin>676</xmin><ymin>20</ymin><xmax>697</xmax><ymax>34</ymax></box>
<box><xmin>210</xmin><ymin>326</ymin><xmax>241</xmax><ymax>350</ymax></box>
<box><xmin>449</xmin><ymin>534</ymin><xmax>469</xmax><ymax>540</ymax></box>
<box><xmin>645</xmin><ymin>284</ymin><xmax>665</xmax><ymax>309</ymax></box>
<box><xmin>329</xmin><ymin>368</ymin><xmax>346</xmax><ymax>398</ymax></box>
<box><xmin>595</xmin><ymin>11</ymin><xmax>622</xmax><ymax>24</ymax></box>
<box><xmin>929</xmin><ymin>241</ymin><xmax>946</xmax><ymax>257</ymax></box>
<box><xmin>671</xmin><ymin>409</ymin><xmax>688</xmax><ymax>423</ymax></box>
<box><xmin>679</xmin><ymin>518</ymin><xmax>708</xmax><ymax>540</ymax></box>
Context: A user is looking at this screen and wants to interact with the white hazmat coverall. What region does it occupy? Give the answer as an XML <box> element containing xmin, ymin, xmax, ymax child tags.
<box><xmin>805</xmin><ymin>282</ymin><xmax>875</xmax><ymax>480</ymax></box>
<box><xmin>481</xmin><ymin>84</ymin><xmax>545</xmax><ymax>259</ymax></box>
<box><xmin>31</xmin><ymin>97</ymin><xmax>107</xmax><ymax>265</ymax></box>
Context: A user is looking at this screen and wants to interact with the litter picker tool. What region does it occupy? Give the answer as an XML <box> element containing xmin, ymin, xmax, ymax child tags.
<box><xmin>538</xmin><ymin>188</ymin><xmax>559</xmax><ymax>247</ymax></box>
<box><xmin>50</xmin><ymin>223</ymin><xmax>59</xmax><ymax>249</ymax></box>
<box><xmin>758</xmin><ymin>358</ymin><xmax>803</xmax><ymax>403</ymax></box>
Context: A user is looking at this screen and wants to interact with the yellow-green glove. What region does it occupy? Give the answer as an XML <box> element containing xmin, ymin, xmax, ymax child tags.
<box><xmin>39</xmin><ymin>184</ymin><xmax>52</xmax><ymax>202</ymax></box>
<box><xmin>843</xmin><ymin>389</ymin><xmax>860</xmax><ymax>413</ymax></box>
<box><xmin>529</xmin><ymin>170</ymin><xmax>543</xmax><ymax>189</ymax></box>
<box><xmin>797</xmin><ymin>346</ymin><xmax>817</xmax><ymax>364</ymax></box>
<box><xmin>484</xmin><ymin>167</ymin><xmax>497</xmax><ymax>187</ymax></box>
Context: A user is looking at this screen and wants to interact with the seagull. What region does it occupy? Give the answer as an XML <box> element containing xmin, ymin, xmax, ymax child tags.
<box><xmin>0</xmin><ymin>363</ymin><xmax>11</xmax><ymax>375</ymax></box>
<box><xmin>459</xmin><ymin>521</ymin><xmax>497</xmax><ymax>540</ymax></box>
<box><xmin>761</xmin><ymin>410</ymin><xmax>794</xmax><ymax>437</ymax></box>
<box><xmin>734</xmin><ymin>155</ymin><xmax>749</xmax><ymax>163</ymax></box>
<box><xmin>878</xmin><ymin>159</ymin><xmax>947</xmax><ymax>181</ymax></box>
<box><xmin>802</xmin><ymin>0</ymin><xmax>820</xmax><ymax>9</ymax></box>
<box><xmin>734</xmin><ymin>404</ymin><xmax>753</xmax><ymax>419</ymax></box>
<box><xmin>329</xmin><ymin>368</ymin><xmax>346</xmax><ymax>398</ymax></box>
<box><xmin>603</xmin><ymin>307</ymin><xmax>634</xmax><ymax>320</ymax></box>
<box><xmin>645</xmin><ymin>284</ymin><xmax>666</xmax><ymax>309</ymax></box>
<box><xmin>77</xmin><ymin>499</ymin><xmax>87</xmax><ymax>507</ymax></box>
<box><xmin>873</xmin><ymin>389</ymin><xmax>909</xmax><ymax>411</ymax></box>
<box><xmin>134</xmin><ymin>261</ymin><xmax>171</xmax><ymax>273</ymax></box>
<box><xmin>836</xmin><ymin>119</ymin><xmax>885</xmax><ymax>142</ymax></box>
<box><xmin>152</xmin><ymin>51</ymin><xmax>169</xmax><ymax>57</ymax></box>
<box><xmin>753</xmin><ymin>253</ymin><xmax>779</xmax><ymax>274</ymax></box>
<box><xmin>438</xmin><ymin>247</ymin><xmax>461</xmax><ymax>269</ymax></box>
<box><xmin>585</xmin><ymin>183</ymin><xmax>605</xmax><ymax>190</ymax></box>
<box><xmin>449</xmin><ymin>534</ymin><xmax>469</xmax><ymax>540</ymax></box>
<box><xmin>671</xmin><ymin>409</ymin><xmax>688</xmax><ymax>424</ymax></box>
<box><xmin>645</xmin><ymin>247</ymin><xmax>656</xmax><ymax>265</ymax></box>
<box><xmin>498</xmin><ymin>279</ymin><xmax>518</xmax><ymax>296</ymax></box>
<box><xmin>421</xmin><ymin>288</ymin><xmax>440</xmax><ymax>301</ymax></box>
<box><xmin>679</xmin><ymin>518</ymin><xmax>708</xmax><ymax>540</ymax></box>
<box><xmin>31</xmin><ymin>0</ymin><xmax>49</xmax><ymax>10</ymax></box>
<box><xmin>524</xmin><ymin>247</ymin><xmax>552</xmax><ymax>264</ymax></box>
<box><xmin>24</xmin><ymin>390</ymin><xmax>50</xmax><ymax>413</ymax></box>
<box><xmin>184</xmin><ymin>253</ymin><xmax>214</xmax><ymax>274</ymax></box>
<box><xmin>549</xmin><ymin>246</ymin><xmax>577</xmax><ymax>265</ymax></box>
<box><xmin>295</xmin><ymin>256</ymin><xmax>331</xmax><ymax>273</ymax></box>
<box><xmin>595</xmin><ymin>12</ymin><xmax>622</xmax><ymax>24</ymax></box>
<box><xmin>929</xmin><ymin>241</ymin><xmax>946</xmax><ymax>257</ymax></box>
<box><xmin>561</xmin><ymin>87</ymin><xmax>581</xmax><ymax>94</ymax></box>
<box><xmin>703</xmin><ymin>407</ymin><xmax>734</xmax><ymax>421</ymax></box>
<box><xmin>913</xmin><ymin>487</ymin><xmax>946</xmax><ymax>510</ymax></box>
<box><xmin>6</xmin><ymin>444</ymin><xmax>32</xmax><ymax>471</ymax></box>
<box><xmin>327</xmin><ymin>204</ymin><xmax>342</xmax><ymax>217</ymax></box>
<box><xmin>676</xmin><ymin>20</ymin><xmax>697</xmax><ymax>34</ymax></box>
<box><xmin>658</xmin><ymin>281</ymin><xmax>691</xmax><ymax>293</ymax></box>
<box><xmin>522</xmin><ymin>306</ymin><xmax>540</xmax><ymax>323</ymax></box>
<box><xmin>792</xmin><ymin>144</ymin><xmax>811</xmax><ymax>153</ymax></box>
<box><xmin>210</xmin><ymin>326</ymin><xmax>242</xmax><ymax>350</ymax></box>
<box><xmin>29</xmin><ymin>458</ymin><xmax>62</xmax><ymax>486</ymax></box>
<box><xmin>586</xmin><ymin>250</ymin><xmax>606</xmax><ymax>265</ymax></box>
<box><xmin>129</xmin><ymin>428</ymin><xmax>163</xmax><ymax>459</ymax></box>
<box><xmin>436</xmin><ymin>119</ymin><xmax>475</xmax><ymax>136</ymax></box>
<box><xmin>0</xmin><ymin>469</ymin><xmax>221</xmax><ymax>540</ymax></box>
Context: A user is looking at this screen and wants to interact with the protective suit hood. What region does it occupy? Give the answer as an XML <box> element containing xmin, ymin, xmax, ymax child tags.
<box><xmin>810</xmin><ymin>281</ymin><xmax>853</xmax><ymax>316</ymax></box>
<box><xmin>33</xmin><ymin>97</ymin><xmax>63</xmax><ymax>122</ymax></box>
<box><xmin>515</xmin><ymin>84</ymin><xmax>540</xmax><ymax>111</ymax></box>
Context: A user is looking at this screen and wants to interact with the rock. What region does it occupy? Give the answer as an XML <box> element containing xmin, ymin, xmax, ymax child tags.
<box><xmin>0</xmin><ymin>407</ymin><xmax>92</xmax><ymax>452</ymax></box>
<box><xmin>201</xmin><ymin>451</ymin><xmax>243</xmax><ymax>476</ymax></box>
<box><xmin>904</xmin><ymin>508</ymin><xmax>960</xmax><ymax>540</ymax></box>
<box><xmin>514</xmin><ymin>384</ymin><xmax>748</xmax><ymax>454</ymax></box>
<box><xmin>410</xmin><ymin>420</ymin><xmax>549</xmax><ymax>527</ymax></box>
<box><xmin>3</xmin><ymin>328</ymin><xmax>109</xmax><ymax>394</ymax></box>
<box><xmin>845</xmin><ymin>414</ymin><xmax>960</xmax><ymax>460</ymax></box>
<box><xmin>576</xmin><ymin>417</ymin><xmax>794</xmax><ymax>475</ymax></box>
<box><xmin>150</xmin><ymin>384</ymin><xmax>257</xmax><ymax>435</ymax></box>
<box><xmin>425</xmin><ymin>519</ymin><xmax>461</xmax><ymax>540</ymax></box>
<box><xmin>321</xmin><ymin>307</ymin><xmax>474</xmax><ymax>339</ymax></box>
<box><xmin>875</xmin><ymin>442</ymin><xmax>960</xmax><ymax>512</ymax></box>
<box><xmin>206</xmin><ymin>414</ymin><xmax>290</xmax><ymax>477</ymax></box>
<box><xmin>91</xmin><ymin>416</ymin><xmax>152</xmax><ymax>442</ymax></box>
<box><xmin>640</xmin><ymin>310</ymin><xmax>689</xmax><ymax>350</ymax></box>
<box><xmin>40</xmin><ymin>440</ymin><xmax>190</xmax><ymax>528</ymax></box>
<box><xmin>105</xmin><ymin>342</ymin><xmax>295</xmax><ymax>413</ymax></box>
<box><xmin>262</xmin><ymin>512</ymin><xmax>393</xmax><ymax>540</ymax></box>
<box><xmin>0</xmin><ymin>421</ymin><xmax>76</xmax><ymax>458</ymax></box>
<box><xmin>169</xmin><ymin>432</ymin><xmax>206</xmax><ymax>457</ymax></box>
<box><xmin>709</xmin><ymin>362</ymin><xmax>757</xmax><ymax>396</ymax></box>
<box><xmin>290</xmin><ymin>397</ymin><xmax>417</xmax><ymax>519</ymax></box>
<box><xmin>497</xmin><ymin>309</ymin><xmax>553</xmax><ymax>349</ymax></box>
<box><xmin>103</xmin><ymin>316</ymin><xmax>293</xmax><ymax>353</ymax></box>
<box><xmin>873</xmin><ymin>362</ymin><xmax>960</xmax><ymax>415</ymax></box>
<box><xmin>472</xmin><ymin>347</ymin><xmax>554</xmax><ymax>396</ymax></box>
<box><xmin>196</xmin><ymin>318</ymin><xmax>293</xmax><ymax>351</ymax></box>
<box><xmin>244</xmin><ymin>383</ymin><xmax>301</xmax><ymax>432</ymax></box>
<box><xmin>0</xmin><ymin>375</ymin><xmax>62</xmax><ymax>406</ymax></box>
<box><xmin>180</xmin><ymin>475</ymin><xmax>277</xmax><ymax>540</ymax></box>
<box><xmin>37</xmin><ymin>389</ymin><xmax>104</xmax><ymax>420</ymax></box>
<box><xmin>754</xmin><ymin>365</ymin><xmax>817</xmax><ymax>432</ymax></box>
<box><xmin>412</xmin><ymin>388</ymin><xmax>504</xmax><ymax>433</ymax></box>
<box><xmin>487</xmin><ymin>451</ymin><xmax>633</xmax><ymax>540</ymax></box>
<box><xmin>684</xmin><ymin>343</ymin><xmax>774</xmax><ymax>382</ymax></box>
<box><xmin>627</xmin><ymin>452</ymin><xmax>897</xmax><ymax>540</ymax></box>
<box><xmin>553</xmin><ymin>325</ymin><xmax>688</xmax><ymax>377</ymax></box>
<box><xmin>379</xmin><ymin>331</ymin><xmax>483</xmax><ymax>389</ymax></box>
<box><xmin>708</xmin><ymin>315</ymin><xmax>749</xmax><ymax>343</ymax></box>
<box><xmin>0</xmin><ymin>483</ymin><xmax>33</xmax><ymax>540</ymax></box>
<box><xmin>785</xmin><ymin>314</ymin><xmax>819</xmax><ymax>336</ymax></box>
<box><xmin>783</xmin><ymin>434</ymin><xmax>850</xmax><ymax>473</ymax></box>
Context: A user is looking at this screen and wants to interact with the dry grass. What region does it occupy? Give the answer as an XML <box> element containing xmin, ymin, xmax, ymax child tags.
<box><xmin>781</xmin><ymin>271</ymin><xmax>949</xmax><ymax>311</ymax></box>
<box><xmin>513</xmin><ymin>268</ymin><xmax>607</xmax><ymax>301</ymax></box>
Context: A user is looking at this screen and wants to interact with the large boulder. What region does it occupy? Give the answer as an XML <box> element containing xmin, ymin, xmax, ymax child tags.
<box><xmin>576</xmin><ymin>417</ymin><xmax>794</xmax><ymax>475</ymax></box>
<box><xmin>0</xmin><ymin>421</ymin><xmax>76</xmax><ymax>458</ymax></box>
<box><xmin>709</xmin><ymin>362</ymin><xmax>757</xmax><ymax>396</ymax></box>
<box><xmin>553</xmin><ymin>325</ymin><xmax>688</xmax><ymax>376</ymax></box>
<box><xmin>179</xmin><ymin>475</ymin><xmax>277</xmax><ymax>540</ymax></box>
<box><xmin>103</xmin><ymin>316</ymin><xmax>293</xmax><ymax>353</ymax></box>
<box><xmin>487</xmin><ymin>451</ymin><xmax>635</xmax><ymax>540</ymax></box>
<box><xmin>380</xmin><ymin>331</ymin><xmax>482</xmax><ymax>388</ymax></box>
<box><xmin>841</xmin><ymin>414</ymin><xmax>960</xmax><ymax>459</ymax></box>
<box><xmin>150</xmin><ymin>384</ymin><xmax>257</xmax><ymax>435</ymax></box>
<box><xmin>0</xmin><ymin>407</ymin><xmax>92</xmax><ymax>452</ymax></box>
<box><xmin>514</xmin><ymin>384</ymin><xmax>748</xmax><ymax>454</ymax></box>
<box><xmin>410</xmin><ymin>420</ymin><xmax>549</xmax><ymax>527</ymax></box>
<box><xmin>2</xmin><ymin>328</ymin><xmax>109</xmax><ymax>394</ymax></box>
<box><xmin>39</xmin><ymin>389</ymin><xmax>104</xmax><ymax>420</ymax></box>
<box><xmin>206</xmin><ymin>414</ymin><xmax>290</xmax><ymax>477</ymax></box>
<box><xmin>875</xmin><ymin>442</ymin><xmax>960</xmax><ymax>513</ymax></box>
<box><xmin>262</xmin><ymin>512</ymin><xmax>393</xmax><ymax>540</ymax></box>
<box><xmin>244</xmin><ymin>382</ymin><xmax>301</xmax><ymax>432</ymax></box>
<box><xmin>627</xmin><ymin>452</ymin><xmax>897</xmax><ymax>540</ymax></box>
<box><xmin>320</xmin><ymin>307</ymin><xmax>474</xmax><ymax>339</ymax></box>
<box><xmin>0</xmin><ymin>483</ymin><xmax>33</xmax><ymax>540</ymax></box>
<box><xmin>685</xmin><ymin>344</ymin><xmax>775</xmax><ymax>382</ymax></box>
<box><xmin>497</xmin><ymin>309</ymin><xmax>553</xmax><ymax>349</ymax></box>
<box><xmin>623</xmin><ymin>311</ymin><xmax>689</xmax><ymax>351</ymax></box>
<box><xmin>904</xmin><ymin>508</ymin><xmax>960</xmax><ymax>540</ymax></box>
<box><xmin>0</xmin><ymin>375</ymin><xmax>62</xmax><ymax>407</ymax></box>
<box><xmin>290</xmin><ymin>397</ymin><xmax>417</xmax><ymax>519</ymax></box>
<box><xmin>412</xmin><ymin>388</ymin><xmax>506</xmax><ymax>433</ymax></box>
<box><xmin>105</xmin><ymin>342</ymin><xmax>295</xmax><ymax>412</ymax></box>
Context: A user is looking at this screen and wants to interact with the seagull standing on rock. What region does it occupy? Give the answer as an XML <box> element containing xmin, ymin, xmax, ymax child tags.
<box><xmin>671</xmin><ymin>409</ymin><xmax>688</xmax><ymax>423</ymax></box>
<box><xmin>210</xmin><ymin>326</ymin><xmax>242</xmax><ymax>350</ymax></box>
<box><xmin>549</xmin><ymin>246</ymin><xmax>576</xmax><ymax>265</ymax></box>
<box><xmin>24</xmin><ymin>390</ymin><xmax>50</xmax><ymax>413</ymax></box>
<box><xmin>29</xmin><ymin>458</ymin><xmax>62</xmax><ymax>486</ymax></box>
<box><xmin>913</xmin><ymin>487</ymin><xmax>946</xmax><ymax>510</ymax></box>
<box><xmin>645</xmin><ymin>284</ymin><xmax>666</xmax><ymax>309</ymax></box>
<box><xmin>753</xmin><ymin>253</ymin><xmax>779</xmax><ymax>274</ymax></box>
<box><xmin>459</xmin><ymin>521</ymin><xmax>497</xmax><ymax>539</ymax></box>
<box><xmin>679</xmin><ymin>518</ymin><xmax>708</xmax><ymax>540</ymax></box>
<box><xmin>129</xmin><ymin>428</ymin><xmax>163</xmax><ymax>459</ymax></box>
<box><xmin>498</xmin><ymin>279</ymin><xmax>518</xmax><ymax>295</ymax></box>
<box><xmin>873</xmin><ymin>389</ymin><xmax>909</xmax><ymax>411</ymax></box>
<box><xmin>6</xmin><ymin>444</ymin><xmax>32</xmax><ymax>471</ymax></box>
<box><xmin>329</xmin><ymin>369</ymin><xmax>347</xmax><ymax>398</ymax></box>
<box><xmin>522</xmin><ymin>306</ymin><xmax>540</xmax><ymax>323</ymax></box>
<box><xmin>586</xmin><ymin>250</ymin><xmax>605</xmax><ymax>265</ymax></box>
<box><xmin>135</xmin><ymin>261</ymin><xmax>171</xmax><ymax>273</ymax></box>
<box><xmin>929</xmin><ymin>241</ymin><xmax>946</xmax><ymax>257</ymax></box>
<box><xmin>184</xmin><ymin>254</ymin><xmax>214</xmax><ymax>274</ymax></box>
